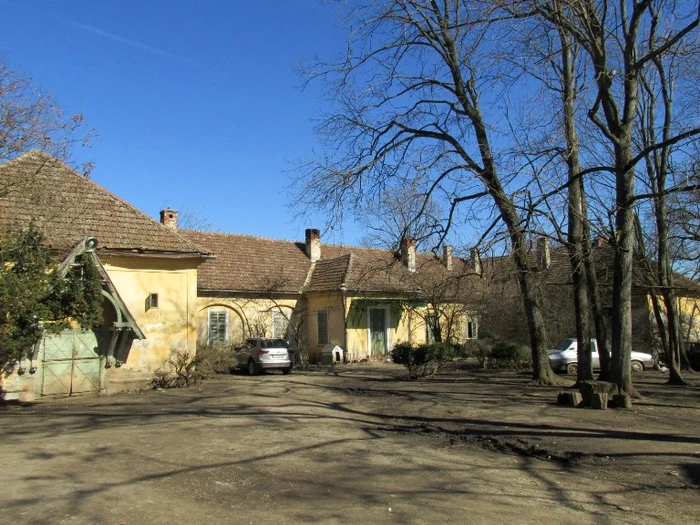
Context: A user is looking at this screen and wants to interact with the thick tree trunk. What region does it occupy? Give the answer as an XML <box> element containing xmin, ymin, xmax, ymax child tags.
<box><xmin>560</xmin><ymin>30</ymin><xmax>593</xmax><ymax>383</ymax></box>
<box><xmin>580</xmin><ymin>195</ymin><xmax>610</xmax><ymax>380</ymax></box>
<box><xmin>459</xmin><ymin>78</ymin><xmax>561</xmax><ymax>386</ymax></box>
<box><xmin>610</xmin><ymin>146</ymin><xmax>638</xmax><ymax>397</ymax></box>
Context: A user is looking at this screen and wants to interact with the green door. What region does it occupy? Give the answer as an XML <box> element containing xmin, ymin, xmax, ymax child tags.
<box><xmin>369</xmin><ymin>308</ymin><xmax>387</xmax><ymax>356</ymax></box>
<box><xmin>42</xmin><ymin>330</ymin><xmax>101</xmax><ymax>396</ymax></box>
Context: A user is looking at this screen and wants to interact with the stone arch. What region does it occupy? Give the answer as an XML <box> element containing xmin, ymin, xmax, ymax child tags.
<box><xmin>196</xmin><ymin>303</ymin><xmax>246</xmax><ymax>348</ymax></box>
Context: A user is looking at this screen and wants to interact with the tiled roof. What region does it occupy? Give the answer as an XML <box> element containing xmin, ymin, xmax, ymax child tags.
<box><xmin>306</xmin><ymin>254</ymin><xmax>352</xmax><ymax>292</ymax></box>
<box><xmin>178</xmin><ymin>230</ymin><xmax>312</xmax><ymax>293</ymax></box>
<box><xmin>180</xmin><ymin>230</ymin><xmax>486</xmax><ymax>297</ymax></box>
<box><xmin>0</xmin><ymin>151</ymin><xmax>209</xmax><ymax>256</ymax></box>
<box><xmin>476</xmin><ymin>242</ymin><xmax>700</xmax><ymax>298</ymax></box>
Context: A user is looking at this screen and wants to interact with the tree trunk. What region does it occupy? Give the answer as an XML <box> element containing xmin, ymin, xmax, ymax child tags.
<box><xmin>610</xmin><ymin>145</ymin><xmax>638</xmax><ymax>397</ymax></box>
<box><xmin>559</xmin><ymin>29</ymin><xmax>593</xmax><ymax>383</ymax></box>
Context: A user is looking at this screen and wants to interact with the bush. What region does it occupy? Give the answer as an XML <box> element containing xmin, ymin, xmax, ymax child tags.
<box><xmin>152</xmin><ymin>345</ymin><xmax>237</xmax><ymax>389</ymax></box>
<box><xmin>461</xmin><ymin>339</ymin><xmax>492</xmax><ymax>368</ymax></box>
<box><xmin>391</xmin><ymin>341</ymin><xmax>463</xmax><ymax>378</ymax></box>
<box><xmin>488</xmin><ymin>341</ymin><xmax>530</xmax><ymax>370</ymax></box>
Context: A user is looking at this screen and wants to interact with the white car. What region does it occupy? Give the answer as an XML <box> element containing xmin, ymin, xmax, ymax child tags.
<box><xmin>233</xmin><ymin>338</ymin><xmax>293</xmax><ymax>375</ymax></box>
<box><xmin>548</xmin><ymin>338</ymin><xmax>654</xmax><ymax>375</ymax></box>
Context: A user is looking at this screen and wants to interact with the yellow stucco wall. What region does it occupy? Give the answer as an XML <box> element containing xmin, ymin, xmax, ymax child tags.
<box><xmin>305</xmin><ymin>293</ymin><xmax>474</xmax><ymax>362</ymax></box>
<box><xmin>101</xmin><ymin>255</ymin><xmax>200</xmax><ymax>372</ymax></box>
<box><xmin>195</xmin><ymin>296</ymin><xmax>301</xmax><ymax>347</ymax></box>
<box><xmin>649</xmin><ymin>294</ymin><xmax>700</xmax><ymax>342</ymax></box>
<box><xmin>306</xmin><ymin>292</ymin><xmax>346</xmax><ymax>360</ymax></box>
<box><xmin>678</xmin><ymin>297</ymin><xmax>700</xmax><ymax>342</ymax></box>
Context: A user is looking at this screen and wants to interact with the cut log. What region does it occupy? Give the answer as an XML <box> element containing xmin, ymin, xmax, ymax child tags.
<box><xmin>590</xmin><ymin>392</ymin><xmax>608</xmax><ymax>410</ymax></box>
<box><xmin>612</xmin><ymin>394</ymin><xmax>632</xmax><ymax>409</ymax></box>
<box><xmin>557</xmin><ymin>391</ymin><xmax>583</xmax><ymax>407</ymax></box>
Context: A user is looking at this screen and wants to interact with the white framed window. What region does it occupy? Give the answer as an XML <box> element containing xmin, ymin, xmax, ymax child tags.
<box><xmin>466</xmin><ymin>316</ymin><xmax>478</xmax><ymax>339</ymax></box>
<box><xmin>208</xmin><ymin>309</ymin><xmax>228</xmax><ymax>346</ymax></box>
<box><xmin>272</xmin><ymin>309</ymin><xmax>290</xmax><ymax>339</ymax></box>
<box><xmin>317</xmin><ymin>309</ymin><xmax>329</xmax><ymax>345</ymax></box>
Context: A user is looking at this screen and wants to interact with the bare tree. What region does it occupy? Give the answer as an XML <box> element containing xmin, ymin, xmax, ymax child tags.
<box><xmin>358</xmin><ymin>185</ymin><xmax>445</xmax><ymax>251</ymax></box>
<box><xmin>0</xmin><ymin>59</ymin><xmax>95</xmax><ymax>177</ymax></box>
<box><xmin>295</xmin><ymin>0</ymin><xmax>565</xmax><ymax>385</ymax></box>
<box><xmin>525</xmin><ymin>0</ymin><xmax>700</xmax><ymax>395</ymax></box>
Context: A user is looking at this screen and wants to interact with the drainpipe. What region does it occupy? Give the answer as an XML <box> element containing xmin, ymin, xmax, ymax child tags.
<box><xmin>340</xmin><ymin>283</ymin><xmax>348</xmax><ymax>363</ymax></box>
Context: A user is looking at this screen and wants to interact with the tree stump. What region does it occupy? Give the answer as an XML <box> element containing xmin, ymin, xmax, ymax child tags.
<box><xmin>557</xmin><ymin>391</ymin><xmax>583</xmax><ymax>407</ymax></box>
<box><xmin>579</xmin><ymin>380</ymin><xmax>616</xmax><ymax>407</ymax></box>
<box><xmin>612</xmin><ymin>394</ymin><xmax>632</xmax><ymax>409</ymax></box>
<box><xmin>590</xmin><ymin>393</ymin><xmax>609</xmax><ymax>410</ymax></box>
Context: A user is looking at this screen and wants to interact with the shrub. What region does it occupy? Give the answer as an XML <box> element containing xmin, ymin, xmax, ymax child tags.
<box><xmin>488</xmin><ymin>341</ymin><xmax>530</xmax><ymax>370</ymax></box>
<box><xmin>290</xmin><ymin>345</ymin><xmax>310</xmax><ymax>369</ymax></box>
<box><xmin>461</xmin><ymin>339</ymin><xmax>492</xmax><ymax>368</ymax></box>
<box><xmin>391</xmin><ymin>341</ymin><xmax>462</xmax><ymax>378</ymax></box>
<box><xmin>152</xmin><ymin>345</ymin><xmax>237</xmax><ymax>389</ymax></box>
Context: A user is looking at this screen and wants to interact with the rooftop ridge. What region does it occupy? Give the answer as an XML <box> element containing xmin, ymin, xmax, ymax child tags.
<box><xmin>1</xmin><ymin>151</ymin><xmax>209</xmax><ymax>255</ymax></box>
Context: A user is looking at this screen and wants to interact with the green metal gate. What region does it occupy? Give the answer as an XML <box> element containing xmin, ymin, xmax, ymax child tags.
<box><xmin>41</xmin><ymin>329</ymin><xmax>102</xmax><ymax>396</ymax></box>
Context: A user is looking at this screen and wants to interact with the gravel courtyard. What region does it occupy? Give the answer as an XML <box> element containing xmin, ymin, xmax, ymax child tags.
<box><xmin>1</xmin><ymin>364</ymin><xmax>698</xmax><ymax>525</ymax></box>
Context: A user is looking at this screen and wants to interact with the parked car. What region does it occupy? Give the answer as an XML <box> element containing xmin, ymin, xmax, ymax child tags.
<box><xmin>233</xmin><ymin>338</ymin><xmax>293</xmax><ymax>375</ymax></box>
<box><xmin>548</xmin><ymin>338</ymin><xmax>654</xmax><ymax>375</ymax></box>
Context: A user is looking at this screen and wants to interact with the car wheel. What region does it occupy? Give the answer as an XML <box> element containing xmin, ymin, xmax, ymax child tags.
<box><xmin>248</xmin><ymin>360</ymin><xmax>259</xmax><ymax>376</ymax></box>
<box><xmin>566</xmin><ymin>362</ymin><xmax>578</xmax><ymax>375</ymax></box>
<box><xmin>282</xmin><ymin>367</ymin><xmax>292</xmax><ymax>375</ymax></box>
<box><xmin>631</xmin><ymin>360</ymin><xmax>644</xmax><ymax>373</ymax></box>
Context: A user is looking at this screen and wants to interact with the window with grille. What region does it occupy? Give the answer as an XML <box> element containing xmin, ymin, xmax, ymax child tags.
<box><xmin>208</xmin><ymin>309</ymin><xmax>228</xmax><ymax>346</ymax></box>
<box><xmin>272</xmin><ymin>310</ymin><xmax>290</xmax><ymax>339</ymax></box>
<box><xmin>317</xmin><ymin>309</ymin><xmax>329</xmax><ymax>345</ymax></box>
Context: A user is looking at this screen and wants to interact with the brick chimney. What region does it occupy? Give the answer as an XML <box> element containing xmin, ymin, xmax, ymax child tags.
<box><xmin>537</xmin><ymin>237</ymin><xmax>550</xmax><ymax>270</ymax></box>
<box><xmin>400</xmin><ymin>238</ymin><xmax>416</xmax><ymax>273</ymax></box>
<box><xmin>442</xmin><ymin>245</ymin><xmax>453</xmax><ymax>271</ymax></box>
<box><xmin>470</xmin><ymin>247</ymin><xmax>482</xmax><ymax>275</ymax></box>
<box><xmin>160</xmin><ymin>209</ymin><xmax>178</xmax><ymax>231</ymax></box>
<box><xmin>305</xmin><ymin>228</ymin><xmax>321</xmax><ymax>263</ymax></box>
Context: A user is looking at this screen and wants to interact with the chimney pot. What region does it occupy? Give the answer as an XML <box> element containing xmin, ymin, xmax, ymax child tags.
<box><xmin>400</xmin><ymin>238</ymin><xmax>416</xmax><ymax>273</ymax></box>
<box><xmin>160</xmin><ymin>208</ymin><xmax>178</xmax><ymax>231</ymax></box>
<box><xmin>470</xmin><ymin>247</ymin><xmax>482</xmax><ymax>275</ymax></box>
<box><xmin>305</xmin><ymin>228</ymin><xmax>321</xmax><ymax>262</ymax></box>
<box><xmin>443</xmin><ymin>245</ymin><xmax>453</xmax><ymax>271</ymax></box>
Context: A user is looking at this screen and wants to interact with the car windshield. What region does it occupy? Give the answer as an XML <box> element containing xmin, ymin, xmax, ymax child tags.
<box><xmin>260</xmin><ymin>339</ymin><xmax>289</xmax><ymax>349</ymax></box>
<box><xmin>554</xmin><ymin>339</ymin><xmax>575</xmax><ymax>351</ymax></box>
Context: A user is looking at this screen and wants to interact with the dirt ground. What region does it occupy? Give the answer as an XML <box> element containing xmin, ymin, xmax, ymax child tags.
<box><xmin>1</xmin><ymin>363</ymin><xmax>698</xmax><ymax>525</ymax></box>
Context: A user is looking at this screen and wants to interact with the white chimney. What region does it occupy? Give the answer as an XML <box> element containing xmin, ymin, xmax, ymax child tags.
<box><xmin>400</xmin><ymin>238</ymin><xmax>416</xmax><ymax>273</ymax></box>
<box><xmin>470</xmin><ymin>247</ymin><xmax>482</xmax><ymax>275</ymax></box>
<box><xmin>305</xmin><ymin>228</ymin><xmax>321</xmax><ymax>263</ymax></box>
<box><xmin>443</xmin><ymin>245</ymin><xmax>453</xmax><ymax>271</ymax></box>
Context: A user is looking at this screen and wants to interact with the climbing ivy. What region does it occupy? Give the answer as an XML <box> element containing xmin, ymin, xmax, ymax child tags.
<box><xmin>0</xmin><ymin>223</ymin><xmax>104</xmax><ymax>372</ymax></box>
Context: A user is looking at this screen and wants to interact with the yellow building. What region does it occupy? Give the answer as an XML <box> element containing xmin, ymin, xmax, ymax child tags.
<box><xmin>0</xmin><ymin>151</ymin><xmax>210</xmax><ymax>400</ymax></box>
<box><xmin>179</xmin><ymin>229</ymin><xmax>479</xmax><ymax>363</ymax></box>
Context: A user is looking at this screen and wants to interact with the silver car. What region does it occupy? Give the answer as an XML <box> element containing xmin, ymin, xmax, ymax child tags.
<box><xmin>548</xmin><ymin>338</ymin><xmax>653</xmax><ymax>375</ymax></box>
<box><xmin>234</xmin><ymin>338</ymin><xmax>293</xmax><ymax>375</ymax></box>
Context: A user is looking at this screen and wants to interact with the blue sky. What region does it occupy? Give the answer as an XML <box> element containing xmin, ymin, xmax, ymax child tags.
<box><xmin>1</xmin><ymin>0</ymin><xmax>358</xmax><ymax>243</ymax></box>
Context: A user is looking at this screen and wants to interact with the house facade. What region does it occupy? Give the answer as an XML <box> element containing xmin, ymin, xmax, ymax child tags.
<box><xmin>0</xmin><ymin>152</ymin><xmax>210</xmax><ymax>400</ymax></box>
<box><xmin>178</xmin><ymin>227</ymin><xmax>480</xmax><ymax>362</ymax></box>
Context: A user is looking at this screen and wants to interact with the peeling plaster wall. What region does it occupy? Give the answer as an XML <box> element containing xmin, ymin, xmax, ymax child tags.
<box><xmin>195</xmin><ymin>296</ymin><xmax>301</xmax><ymax>347</ymax></box>
<box><xmin>101</xmin><ymin>255</ymin><xmax>199</xmax><ymax>374</ymax></box>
